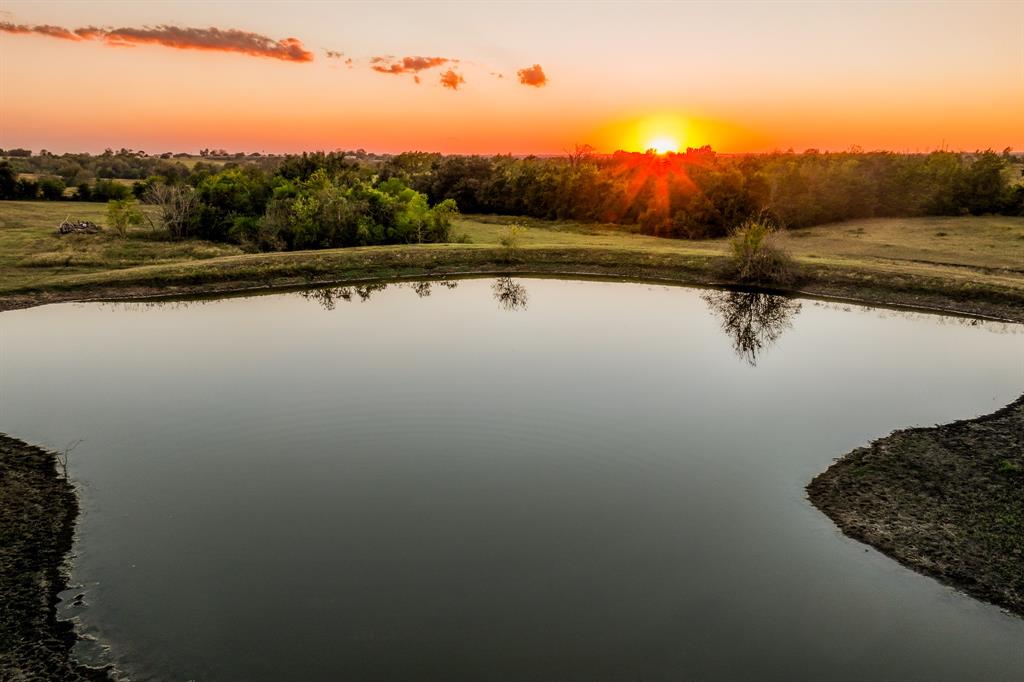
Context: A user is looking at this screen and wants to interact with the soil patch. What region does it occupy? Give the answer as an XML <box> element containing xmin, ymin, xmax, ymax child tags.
<box><xmin>808</xmin><ymin>396</ymin><xmax>1024</xmax><ymax>616</ymax></box>
<box><xmin>0</xmin><ymin>434</ymin><xmax>114</xmax><ymax>680</ymax></box>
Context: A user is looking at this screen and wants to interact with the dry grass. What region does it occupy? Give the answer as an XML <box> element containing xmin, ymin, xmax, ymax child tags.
<box><xmin>1</xmin><ymin>201</ymin><xmax>1022</xmax><ymax>320</ymax></box>
<box><xmin>455</xmin><ymin>213</ymin><xmax>1024</xmax><ymax>273</ymax></box>
<box><xmin>0</xmin><ymin>201</ymin><xmax>242</xmax><ymax>292</ymax></box>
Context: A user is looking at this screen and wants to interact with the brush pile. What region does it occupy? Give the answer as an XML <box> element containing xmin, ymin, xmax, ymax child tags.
<box><xmin>56</xmin><ymin>219</ymin><xmax>101</xmax><ymax>235</ymax></box>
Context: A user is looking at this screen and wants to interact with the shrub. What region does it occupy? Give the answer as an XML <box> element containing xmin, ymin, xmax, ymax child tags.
<box><xmin>14</xmin><ymin>178</ymin><xmax>38</xmax><ymax>200</ymax></box>
<box><xmin>92</xmin><ymin>179</ymin><xmax>132</xmax><ymax>202</ymax></box>
<box><xmin>107</xmin><ymin>199</ymin><xmax>143</xmax><ymax>238</ymax></box>
<box><xmin>38</xmin><ymin>176</ymin><xmax>66</xmax><ymax>200</ymax></box>
<box><xmin>498</xmin><ymin>223</ymin><xmax>525</xmax><ymax>261</ymax></box>
<box><xmin>726</xmin><ymin>218</ymin><xmax>796</xmax><ymax>286</ymax></box>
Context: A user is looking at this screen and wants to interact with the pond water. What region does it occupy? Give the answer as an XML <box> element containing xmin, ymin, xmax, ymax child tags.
<box><xmin>2</xmin><ymin>278</ymin><xmax>1022</xmax><ymax>681</ymax></box>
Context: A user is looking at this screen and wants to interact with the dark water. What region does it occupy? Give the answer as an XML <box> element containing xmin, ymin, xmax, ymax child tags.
<box><xmin>2</xmin><ymin>278</ymin><xmax>1022</xmax><ymax>681</ymax></box>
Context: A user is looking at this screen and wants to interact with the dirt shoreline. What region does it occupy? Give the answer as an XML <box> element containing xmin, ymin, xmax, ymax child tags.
<box><xmin>1</xmin><ymin>259</ymin><xmax>1021</xmax><ymax>323</ymax></box>
<box><xmin>0</xmin><ymin>434</ymin><xmax>115</xmax><ymax>680</ymax></box>
<box><xmin>808</xmin><ymin>396</ymin><xmax>1024</xmax><ymax>617</ymax></box>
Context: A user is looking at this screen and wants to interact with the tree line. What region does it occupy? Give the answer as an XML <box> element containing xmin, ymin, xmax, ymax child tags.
<box><xmin>379</xmin><ymin>147</ymin><xmax>1024</xmax><ymax>237</ymax></box>
<box><xmin>1</xmin><ymin>147</ymin><xmax>1021</xmax><ymax>244</ymax></box>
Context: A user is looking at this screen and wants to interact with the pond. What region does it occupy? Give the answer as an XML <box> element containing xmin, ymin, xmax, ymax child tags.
<box><xmin>2</xmin><ymin>278</ymin><xmax>1022</xmax><ymax>681</ymax></box>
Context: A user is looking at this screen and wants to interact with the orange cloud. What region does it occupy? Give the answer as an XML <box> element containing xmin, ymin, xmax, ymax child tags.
<box><xmin>94</xmin><ymin>26</ymin><xmax>313</xmax><ymax>62</ymax></box>
<box><xmin>517</xmin><ymin>64</ymin><xmax>547</xmax><ymax>87</ymax></box>
<box><xmin>0</xmin><ymin>21</ymin><xmax>82</xmax><ymax>41</ymax></box>
<box><xmin>371</xmin><ymin>55</ymin><xmax>449</xmax><ymax>75</ymax></box>
<box><xmin>439</xmin><ymin>69</ymin><xmax>465</xmax><ymax>91</ymax></box>
<box><xmin>1</xmin><ymin>21</ymin><xmax>313</xmax><ymax>62</ymax></box>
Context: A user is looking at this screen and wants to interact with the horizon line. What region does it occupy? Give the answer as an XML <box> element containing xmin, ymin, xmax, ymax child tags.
<box><xmin>4</xmin><ymin>145</ymin><xmax>1021</xmax><ymax>158</ymax></box>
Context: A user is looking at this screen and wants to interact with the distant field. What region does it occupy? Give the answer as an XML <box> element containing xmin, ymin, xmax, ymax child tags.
<box><xmin>1</xmin><ymin>200</ymin><xmax>1022</xmax><ymax>319</ymax></box>
<box><xmin>456</xmin><ymin>213</ymin><xmax>1024</xmax><ymax>272</ymax></box>
<box><xmin>0</xmin><ymin>201</ymin><xmax>241</xmax><ymax>292</ymax></box>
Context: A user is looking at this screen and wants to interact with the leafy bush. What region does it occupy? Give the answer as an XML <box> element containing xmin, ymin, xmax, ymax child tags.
<box><xmin>107</xmin><ymin>199</ymin><xmax>143</xmax><ymax>238</ymax></box>
<box><xmin>726</xmin><ymin>218</ymin><xmax>796</xmax><ymax>286</ymax></box>
<box><xmin>38</xmin><ymin>176</ymin><xmax>66</xmax><ymax>200</ymax></box>
<box><xmin>92</xmin><ymin>179</ymin><xmax>131</xmax><ymax>202</ymax></box>
<box><xmin>498</xmin><ymin>223</ymin><xmax>525</xmax><ymax>261</ymax></box>
<box><xmin>14</xmin><ymin>178</ymin><xmax>38</xmax><ymax>200</ymax></box>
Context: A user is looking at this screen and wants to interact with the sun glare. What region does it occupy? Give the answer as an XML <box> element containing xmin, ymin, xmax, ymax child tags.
<box><xmin>608</xmin><ymin>114</ymin><xmax>691</xmax><ymax>154</ymax></box>
<box><xmin>646</xmin><ymin>136</ymin><xmax>678</xmax><ymax>154</ymax></box>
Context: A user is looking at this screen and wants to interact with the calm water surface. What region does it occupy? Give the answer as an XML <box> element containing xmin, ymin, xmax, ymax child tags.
<box><xmin>1</xmin><ymin>278</ymin><xmax>1022</xmax><ymax>681</ymax></box>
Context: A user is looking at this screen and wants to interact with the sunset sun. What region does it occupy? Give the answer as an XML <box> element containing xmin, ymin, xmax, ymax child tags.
<box><xmin>646</xmin><ymin>136</ymin><xmax>679</xmax><ymax>154</ymax></box>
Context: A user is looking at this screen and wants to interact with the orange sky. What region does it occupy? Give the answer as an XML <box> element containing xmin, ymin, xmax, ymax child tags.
<box><xmin>1</xmin><ymin>1</ymin><xmax>1021</xmax><ymax>154</ymax></box>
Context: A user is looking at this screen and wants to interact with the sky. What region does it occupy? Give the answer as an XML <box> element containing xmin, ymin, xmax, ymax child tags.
<box><xmin>0</xmin><ymin>1</ymin><xmax>1021</xmax><ymax>155</ymax></box>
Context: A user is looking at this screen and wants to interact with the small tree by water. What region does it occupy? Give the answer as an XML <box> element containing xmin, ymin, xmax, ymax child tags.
<box><xmin>499</xmin><ymin>223</ymin><xmax>525</xmax><ymax>262</ymax></box>
<box><xmin>726</xmin><ymin>218</ymin><xmax>796</xmax><ymax>286</ymax></box>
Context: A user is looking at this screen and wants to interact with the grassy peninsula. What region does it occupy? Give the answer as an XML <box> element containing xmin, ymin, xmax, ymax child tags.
<box><xmin>808</xmin><ymin>396</ymin><xmax>1024</xmax><ymax>616</ymax></box>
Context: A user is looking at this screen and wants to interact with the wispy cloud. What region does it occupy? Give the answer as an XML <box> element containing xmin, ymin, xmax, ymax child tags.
<box><xmin>0</xmin><ymin>21</ymin><xmax>314</xmax><ymax>62</ymax></box>
<box><xmin>3</xmin><ymin>18</ymin><xmax>548</xmax><ymax>89</ymax></box>
<box><xmin>1</xmin><ymin>21</ymin><xmax>81</xmax><ymax>41</ymax></box>
<box><xmin>517</xmin><ymin>64</ymin><xmax>547</xmax><ymax>87</ymax></box>
<box><xmin>370</xmin><ymin>55</ymin><xmax>450</xmax><ymax>75</ymax></box>
<box><xmin>439</xmin><ymin>69</ymin><xmax>465</xmax><ymax>91</ymax></box>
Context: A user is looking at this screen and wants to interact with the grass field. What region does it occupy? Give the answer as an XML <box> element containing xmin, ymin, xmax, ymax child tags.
<box><xmin>0</xmin><ymin>202</ymin><xmax>241</xmax><ymax>293</ymax></box>
<box><xmin>1</xmin><ymin>200</ymin><xmax>1022</xmax><ymax>319</ymax></box>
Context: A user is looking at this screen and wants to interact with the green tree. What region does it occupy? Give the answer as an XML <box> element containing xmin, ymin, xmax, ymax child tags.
<box><xmin>0</xmin><ymin>162</ymin><xmax>16</xmax><ymax>199</ymax></box>
<box><xmin>39</xmin><ymin>176</ymin><xmax>66</xmax><ymax>200</ymax></box>
<box><xmin>107</xmin><ymin>199</ymin><xmax>143</xmax><ymax>238</ymax></box>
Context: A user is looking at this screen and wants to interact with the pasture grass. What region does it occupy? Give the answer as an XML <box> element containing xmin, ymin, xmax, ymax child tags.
<box><xmin>1</xmin><ymin>200</ymin><xmax>1022</xmax><ymax>320</ymax></box>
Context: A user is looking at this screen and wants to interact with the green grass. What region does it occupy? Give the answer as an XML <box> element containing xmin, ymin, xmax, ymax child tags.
<box><xmin>1</xmin><ymin>200</ymin><xmax>1022</xmax><ymax>319</ymax></box>
<box><xmin>0</xmin><ymin>201</ymin><xmax>242</xmax><ymax>292</ymax></box>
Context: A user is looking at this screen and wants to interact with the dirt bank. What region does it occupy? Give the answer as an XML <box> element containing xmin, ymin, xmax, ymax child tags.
<box><xmin>808</xmin><ymin>396</ymin><xmax>1024</xmax><ymax>616</ymax></box>
<box><xmin>1</xmin><ymin>252</ymin><xmax>1022</xmax><ymax>323</ymax></box>
<box><xmin>0</xmin><ymin>434</ymin><xmax>114</xmax><ymax>680</ymax></box>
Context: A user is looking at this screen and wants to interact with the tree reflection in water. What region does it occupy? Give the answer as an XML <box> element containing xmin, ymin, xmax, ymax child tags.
<box><xmin>300</xmin><ymin>280</ymin><xmax>460</xmax><ymax>309</ymax></box>
<box><xmin>702</xmin><ymin>290</ymin><xmax>801</xmax><ymax>366</ymax></box>
<box><xmin>410</xmin><ymin>280</ymin><xmax>459</xmax><ymax>298</ymax></box>
<box><xmin>492</xmin><ymin>277</ymin><xmax>529</xmax><ymax>311</ymax></box>
<box><xmin>300</xmin><ymin>283</ymin><xmax>387</xmax><ymax>310</ymax></box>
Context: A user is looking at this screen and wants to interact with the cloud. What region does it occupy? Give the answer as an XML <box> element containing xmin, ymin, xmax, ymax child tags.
<box><xmin>1</xmin><ymin>21</ymin><xmax>82</xmax><ymax>41</ymax></box>
<box><xmin>370</xmin><ymin>55</ymin><xmax>449</xmax><ymax>75</ymax></box>
<box><xmin>368</xmin><ymin>55</ymin><xmax>466</xmax><ymax>90</ymax></box>
<box><xmin>93</xmin><ymin>26</ymin><xmax>313</xmax><ymax>62</ymax></box>
<box><xmin>0</xmin><ymin>21</ymin><xmax>313</xmax><ymax>62</ymax></box>
<box><xmin>324</xmin><ymin>49</ymin><xmax>344</xmax><ymax>59</ymax></box>
<box><xmin>439</xmin><ymin>69</ymin><xmax>465</xmax><ymax>91</ymax></box>
<box><xmin>517</xmin><ymin>63</ymin><xmax>547</xmax><ymax>87</ymax></box>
